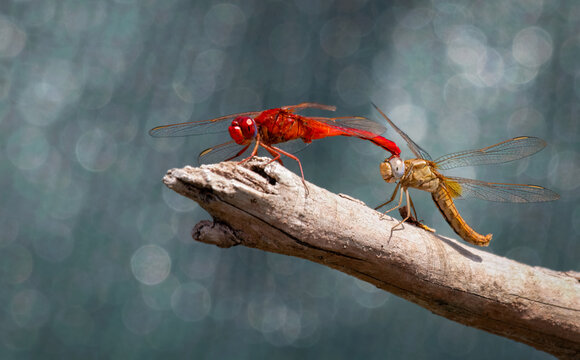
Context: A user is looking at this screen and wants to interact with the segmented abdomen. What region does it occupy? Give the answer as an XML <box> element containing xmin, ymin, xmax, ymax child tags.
<box><xmin>431</xmin><ymin>185</ymin><xmax>492</xmax><ymax>246</ymax></box>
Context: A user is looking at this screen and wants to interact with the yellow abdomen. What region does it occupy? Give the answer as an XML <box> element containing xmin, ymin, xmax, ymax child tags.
<box><xmin>431</xmin><ymin>185</ymin><xmax>492</xmax><ymax>246</ymax></box>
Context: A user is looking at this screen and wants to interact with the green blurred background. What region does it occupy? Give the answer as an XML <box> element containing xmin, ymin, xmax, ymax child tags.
<box><xmin>1</xmin><ymin>0</ymin><xmax>578</xmax><ymax>358</ymax></box>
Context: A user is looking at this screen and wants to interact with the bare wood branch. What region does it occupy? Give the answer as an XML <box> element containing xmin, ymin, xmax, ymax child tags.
<box><xmin>163</xmin><ymin>157</ymin><xmax>580</xmax><ymax>359</ymax></box>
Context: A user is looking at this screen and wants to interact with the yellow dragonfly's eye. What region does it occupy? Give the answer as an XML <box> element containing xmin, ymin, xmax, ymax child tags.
<box><xmin>389</xmin><ymin>156</ymin><xmax>405</xmax><ymax>179</ymax></box>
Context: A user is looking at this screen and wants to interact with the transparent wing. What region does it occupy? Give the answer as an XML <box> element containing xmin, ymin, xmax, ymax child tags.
<box><xmin>435</xmin><ymin>136</ymin><xmax>546</xmax><ymax>170</ymax></box>
<box><xmin>444</xmin><ymin>177</ymin><xmax>560</xmax><ymax>203</ymax></box>
<box><xmin>282</xmin><ymin>103</ymin><xmax>336</xmax><ymax>113</ymax></box>
<box><xmin>276</xmin><ymin>138</ymin><xmax>310</xmax><ymax>155</ymax></box>
<box><xmin>372</xmin><ymin>103</ymin><xmax>432</xmax><ymax>160</ymax></box>
<box><xmin>305</xmin><ymin>116</ymin><xmax>387</xmax><ymax>136</ymax></box>
<box><xmin>197</xmin><ymin>140</ymin><xmax>252</xmax><ymax>165</ymax></box>
<box><xmin>149</xmin><ymin>111</ymin><xmax>262</xmax><ymax>137</ymax></box>
<box><xmin>197</xmin><ymin>139</ymin><xmax>310</xmax><ymax>165</ymax></box>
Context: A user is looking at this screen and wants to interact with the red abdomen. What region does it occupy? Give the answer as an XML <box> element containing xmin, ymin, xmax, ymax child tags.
<box><xmin>252</xmin><ymin>108</ymin><xmax>401</xmax><ymax>157</ymax></box>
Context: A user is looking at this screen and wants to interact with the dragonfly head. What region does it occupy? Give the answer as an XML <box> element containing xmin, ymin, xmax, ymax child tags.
<box><xmin>229</xmin><ymin>116</ymin><xmax>257</xmax><ymax>144</ymax></box>
<box><xmin>380</xmin><ymin>156</ymin><xmax>405</xmax><ymax>183</ymax></box>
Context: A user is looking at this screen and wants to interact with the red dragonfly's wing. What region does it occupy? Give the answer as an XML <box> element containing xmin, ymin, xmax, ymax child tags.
<box><xmin>149</xmin><ymin>111</ymin><xmax>262</xmax><ymax>137</ymax></box>
<box><xmin>197</xmin><ymin>140</ymin><xmax>252</xmax><ymax>165</ymax></box>
<box><xmin>304</xmin><ymin>116</ymin><xmax>387</xmax><ymax>136</ymax></box>
<box><xmin>443</xmin><ymin>177</ymin><xmax>560</xmax><ymax>203</ymax></box>
<box><xmin>197</xmin><ymin>139</ymin><xmax>307</xmax><ymax>165</ymax></box>
<box><xmin>434</xmin><ymin>136</ymin><xmax>546</xmax><ymax>170</ymax></box>
<box><xmin>149</xmin><ymin>104</ymin><xmax>335</xmax><ymax>137</ymax></box>
<box><xmin>282</xmin><ymin>103</ymin><xmax>336</xmax><ymax>113</ymax></box>
<box><xmin>372</xmin><ymin>103</ymin><xmax>432</xmax><ymax>160</ymax></box>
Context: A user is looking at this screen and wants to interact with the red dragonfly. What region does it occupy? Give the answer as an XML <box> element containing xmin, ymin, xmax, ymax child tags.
<box><xmin>149</xmin><ymin>103</ymin><xmax>401</xmax><ymax>186</ymax></box>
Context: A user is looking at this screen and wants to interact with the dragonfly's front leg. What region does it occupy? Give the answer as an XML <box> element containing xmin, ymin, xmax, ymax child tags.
<box><xmin>392</xmin><ymin>189</ymin><xmax>412</xmax><ymax>231</ymax></box>
<box><xmin>375</xmin><ymin>182</ymin><xmax>401</xmax><ymax>211</ymax></box>
<box><xmin>381</xmin><ymin>186</ymin><xmax>405</xmax><ymax>217</ymax></box>
<box><xmin>239</xmin><ymin>134</ymin><xmax>262</xmax><ymax>164</ymax></box>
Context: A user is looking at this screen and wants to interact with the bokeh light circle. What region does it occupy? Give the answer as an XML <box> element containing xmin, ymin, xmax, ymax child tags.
<box><xmin>443</xmin><ymin>74</ymin><xmax>486</xmax><ymax>111</ymax></box>
<box><xmin>389</xmin><ymin>104</ymin><xmax>428</xmax><ymax>144</ymax></box>
<box><xmin>131</xmin><ymin>245</ymin><xmax>172</xmax><ymax>286</ymax></box>
<box><xmin>548</xmin><ymin>151</ymin><xmax>580</xmax><ymax>192</ymax></box>
<box><xmin>0</xmin><ymin>16</ymin><xmax>27</xmax><ymax>58</ymax></box>
<box><xmin>75</xmin><ymin>128</ymin><xmax>118</xmax><ymax>172</ymax></box>
<box><xmin>204</xmin><ymin>3</ymin><xmax>246</xmax><ymax>47</ymax></box>
<box><xmin>140</xmin><ymin>275</ymin><xmax>180</xmax><ymax>311</ymax></box>
<box><xmin>507</xmin><ymin>107</ymin><xmax>546</xmax><ymax>137</ymax></box>
<box><xmin>446</xmin><ymin>25</ymin><xmax>487</xmax><ymax>74</ymax></box>
<box><xmin>512</xmin><ymin>26</ymin><xmax>553</xmax><ymax>68</ymax></box>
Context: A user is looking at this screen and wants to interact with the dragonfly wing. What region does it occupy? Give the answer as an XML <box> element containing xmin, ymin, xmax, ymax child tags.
<box><xmin>435</xmin><ymin>136</ymin><xmax>546</xmax><ymax>170</ymax></box>
<box><xmin>276</xmin><ymin>138</ymin><xmax>310</xmax><ymax>155</ymax></box>
<box><xmin>444</xmin><ymin>176</ymin><xmax>560</xmax><ymax>203</ymax></box>
<box><xmin>149</xmin><ymin>111</ymin><xmax>262</xmax><ymax>137</ymax></box>
<box><xmin>198</xmin><ymin>139</ymin><xmax>304</xmax><ymax>165</ymax></box>
<box><xmin>282</xmin><ymin>103</ymin><xmax>336</xmax><ymax>112</ymax></box>
<box><xmin>197</xmin><ymin>140</ymin><xmax>252</xmax><ymax>165</ymax></box>
<box><xmin>305</xmin><ymin>116</ymin><xmax>387</xmax><ymax>136</ymax></box>
<box><xmin>371</xmin><ymin>103</ymin><xmax>432</xmax><ymax>160</ymax></box>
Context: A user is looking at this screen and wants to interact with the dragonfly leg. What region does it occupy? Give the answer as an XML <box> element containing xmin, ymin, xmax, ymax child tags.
<box><xmin>262</xmin><ymin>145</ymin><xmax>284</xmax><ymax>166</ymax></box>
<box><xmin>391</xmin><ymin>189</ymin><xmax>412</xmax><ymax>231</ymax></box>
<box><xmin>382</xmin><ymin>187</ymin><xmax>405</xmax><ymax>216</ymax></box>
<box><xmin>264</xmin><ymin>144</ymin><xmax>309</xmax><ymax>194</ymax></box>
<box><xmin>239</xmin><ymin>136</ymin><xmax>261</xmax><ymax>164</ymax></box>
<box><xmin>408</xmin><ymin>195</ymin><xmax>419</xmax><ymax>221</ymax></box>
<box><xmin>375</xmin><ymin>183</ymin><xmax>401</xmax><ymax>210</ymax></box>
<box><xmin>224</xmin><ymin>143</ymin><xmax>251</xmax><ymax>162</ymax></box>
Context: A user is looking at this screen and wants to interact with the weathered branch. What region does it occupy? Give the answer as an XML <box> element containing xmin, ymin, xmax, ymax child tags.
<box><xmin>163</xmin><ymin>157</ymin><xmax>580</xmax><ymax>359</ymax></box>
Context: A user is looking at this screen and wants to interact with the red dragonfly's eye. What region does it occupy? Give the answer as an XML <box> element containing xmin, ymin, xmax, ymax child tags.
<box><xmin>239</xmin><ymin>117</ymin><xmax>257</xmax><ymax>139</ymax></box>
<box><xmin>229</xmin><ymin>116</ymin><xmax>257</xmax><ymax>144</ymax></box>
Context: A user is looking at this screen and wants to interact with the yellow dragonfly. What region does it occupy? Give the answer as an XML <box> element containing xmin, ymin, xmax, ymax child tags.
<box><xmin>372</xmin><ymin>104</ymin><xmax>560</xmax><ymax>246</ymax></box>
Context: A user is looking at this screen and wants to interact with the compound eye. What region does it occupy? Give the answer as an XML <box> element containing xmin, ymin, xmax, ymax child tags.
<box><xmin>388</xmin><ymin>157</ymin><xmax>405</xmax><ymax>179</ymax></box>
<box><xmin>238</xmin><ymin>117</ymin><xmax>257</xmax><ymax>138</ymax></box>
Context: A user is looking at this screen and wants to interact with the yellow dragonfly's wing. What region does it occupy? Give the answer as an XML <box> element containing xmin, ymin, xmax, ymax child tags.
<box><xmin>372</xmin><ymin>103</ymin><xmax>432</xmax><ymax>160</ymax></box>
<box><xmin>435</xmin><ymin>136</ymin><xmax>546</xmax><ymax>170</ymax></box>
<box><xmin>443</xmin><ymin>177</ymin><xmax>560</xmax><ymax>203</ymax></box>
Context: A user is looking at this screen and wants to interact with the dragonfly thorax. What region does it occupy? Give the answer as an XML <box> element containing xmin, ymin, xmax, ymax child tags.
<box><xmin>404</xmin><ymin>159</ymin><xmax>439</xmax><ymax>193</ymax></box>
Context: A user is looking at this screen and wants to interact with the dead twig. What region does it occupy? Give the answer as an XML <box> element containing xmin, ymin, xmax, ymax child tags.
<box><xmin>163</xmin><ymin>157</ymin><xmax>580</xmax><ymax>359</ymax></box>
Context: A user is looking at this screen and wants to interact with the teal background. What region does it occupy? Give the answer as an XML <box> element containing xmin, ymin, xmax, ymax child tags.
<box><xmin>1</xmin><ymin>0</ymin><xmax>578</xmax><ymax>358</ymax></box>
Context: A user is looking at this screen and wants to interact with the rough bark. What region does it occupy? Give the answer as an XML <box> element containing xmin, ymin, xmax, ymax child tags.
<box><xmin>163</xmin><ymin>157</ymin><xmax>580</xmax><ymax>359</ymax></box>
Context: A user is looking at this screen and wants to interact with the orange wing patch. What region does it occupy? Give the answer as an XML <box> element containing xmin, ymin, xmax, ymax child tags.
<box><xmin>444</xmin><ymin>178</ymin><xmax>462</xmax><ymax>198</ymax></box>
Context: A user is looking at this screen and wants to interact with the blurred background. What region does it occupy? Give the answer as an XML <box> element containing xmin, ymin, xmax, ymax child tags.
<box><xmin>0</xmin><ymin>0</ymin><xmax>578</xmax><ymax>358</ymax></box>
